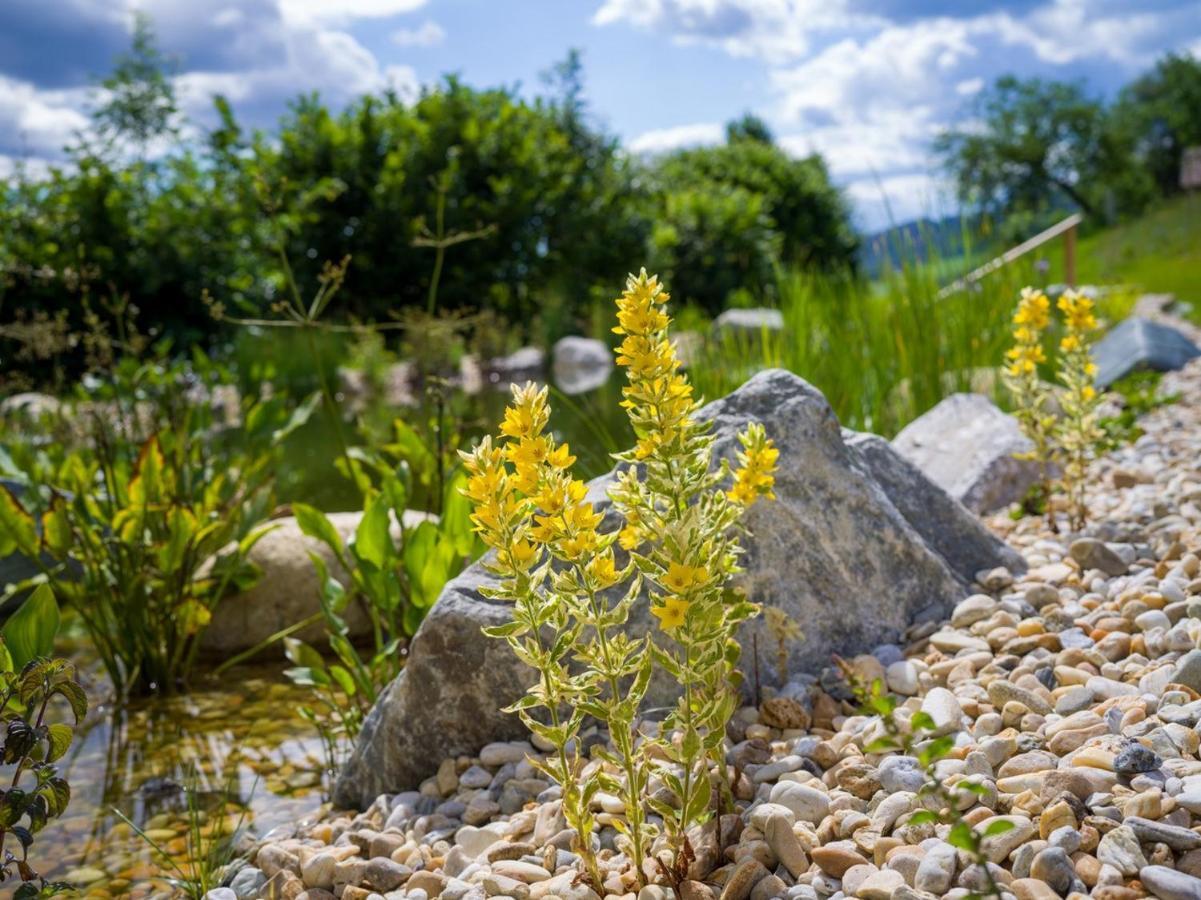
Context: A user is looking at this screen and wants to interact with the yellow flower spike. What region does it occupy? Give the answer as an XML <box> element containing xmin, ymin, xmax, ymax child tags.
<box><xmin>651</xmin><ymin>595</ymin><xmax>690</xmax><ymax>632</ymax></box>
<box><xmin>618</xmin><ymin>525</ymin><xmax>641</xmax><ymax>551</ymax></box>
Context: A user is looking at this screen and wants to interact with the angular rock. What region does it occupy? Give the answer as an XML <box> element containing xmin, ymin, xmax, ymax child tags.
<box><xmin>1092</xmin><ymin>316</ymin><xmax>1201</xmax><ymax>389</ymax></box>
<box><xmin>891</xmin><ymin>392</ymin><xmax>1043</xmax><ymax>513</ymax></box>
<box><xmin>335</xmin><ymin>370</ymin><xmax>1023</xmax><ymax>806</ymax></box>
<box><xmin>844</xmin><ymin>432</ymin><xmax>1025</xmax><ymax>581</ymax></box>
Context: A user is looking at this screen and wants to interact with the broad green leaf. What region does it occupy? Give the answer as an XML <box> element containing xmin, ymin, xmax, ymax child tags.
<box><xmin>45</xmin><ymin>723</ymin><xmax>73</xmax><ymax>762</ymax></box>
<box><xmin>0</xmin><ymin>485</ymin><xmax>38</xmax><ymax>558</ymax></box>
<box><xmin>128</xmin><ymin>436</ymin><xmax>166</xmax><ymax>506</ymax></box>
<box><xmin>947</xmin><ymin>821</ymin><xmax>976</xmax><ymax>851</ymax></box>
<box><xmin>293</xmin><ymin>504</ymin><xmax>344</xmax><ymax>556</ymax></box>
<box><xmin>354</xmin><ymin>494</ymin><xmax>392</xmax><ymax>570</ymax></box>
<box><xmin>284</xmin><ymin>637</ymin><xmax>325</xmax><ymax>669</ymax></box>
<box><xmin>983</xmin><ymin>819</ymin><xmax>1015</xmax><ymax>837</ymax></box>
<box><xmin>2</xmin><ymin>584</ymin><xmax>60</xmax><ymax>669</ymax></box>
<box><xmin>329</xmin><ymin>664</ymin><xmax>356</xmax><ymax>697</ymax></box>
<box><xmin>40</xmin><ymin>499</ymin><xmax>71</xmax><ymax>557</ymax></box>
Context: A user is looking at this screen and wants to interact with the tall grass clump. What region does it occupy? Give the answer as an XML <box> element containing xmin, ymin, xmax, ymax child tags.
<box><xmin>689</xmin><ymin>236</ymin><xmax>1135</xmax><ymax>437</ymax></box>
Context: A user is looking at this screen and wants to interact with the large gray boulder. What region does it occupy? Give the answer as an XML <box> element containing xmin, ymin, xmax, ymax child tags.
<box><xmin>1092</xmin><ymin>316</ymin><xmax>1201</xmax><ymax>389</ymax></box>
<box><xmin>334</xmin><ymin>370</ymin><xmax>1022</xmax><ymax>807</ymax></box>
<box><xmin>891</xmin><ymin>393</ymin><xmax>1041</xmax><ymax>514</ymax></box>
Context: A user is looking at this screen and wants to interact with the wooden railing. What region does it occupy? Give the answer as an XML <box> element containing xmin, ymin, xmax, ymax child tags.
<box><xmin>936</xmin><ymin>212</ymin><xmax>1082</xmax><ymax>299</ymax></box>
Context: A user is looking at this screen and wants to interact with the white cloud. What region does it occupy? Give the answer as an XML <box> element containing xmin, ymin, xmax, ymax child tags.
<box><xmin>391</xmin><ymin>20</ymin><xmax>445</xmax><ymax>47</ymax></box>
<box><xmin>956</xmin><ymin>77</ymin><xmax>983</xmax><ymax>96</ymax></box>
<box><xmin>845</xmin><ymin>171</ymin><xmax>952</xmax><ymax>231</ymax></box>
<box><xmin>628</xmin><ymin>122</ymin><xmax>724</xmax><ymax>154</ymax></box>
<box><xmin>592</xmin><ymin>0</ymin><xmax>876</xmax><ymax>64</ymax></box>
<box><xmin>277</xmin><ymin>0</ymin><xmax>427</xmax><ymax>26</ymax></box>
<box><xmin>0</xmin><ymin>76</ymin><xmax>90</xmax><ymax>157</ymax></box>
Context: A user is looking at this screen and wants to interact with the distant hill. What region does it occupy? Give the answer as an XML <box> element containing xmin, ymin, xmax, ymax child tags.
<box><xmin>859</xmin><ymin>215</ymin><xmax>981</xmax><ymax>278</ymax></box>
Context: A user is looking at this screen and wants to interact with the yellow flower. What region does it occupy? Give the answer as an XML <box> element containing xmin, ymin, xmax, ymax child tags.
<box><xmin>618</xmin><ymin>525</ymin><xmax>641</xmax><ymax>551</ymax></box>
<box><xmin>547</xmin><ymin>443</ymin><xmax>576</xmax><ymax>470</ymax></box>
<box><xmin>586</xmin><ymin>552</ymin><xmax>620</xmax><ymax>589</ymax></box>
<box><xmin>500</xmin><ymin>539</ymin><xmax>537</xmax><ymax>570</ymax></box>
<box><xmin>500</xmin><ymin>404</ymin><xmax>535</xmax><ymax>440</ymax></box>
<box><xmin>506</xmin><ymin>436</ymin><xmax>550</xmax><ymax>474</ymax></box>
<box><xmin>1013</xmin><ymin>288</ymin><xmax>1051</xmax><ymax>330</ymax></box>
<box><xmin>663</xmin><ymin>561</ymin><xmax>705</xmax><ymax>593</ymax></box>
<box><xmin>1058</xmin><ymin>291</ymin><xmax>1097</xmax><ymax>332</ymax></box>
<box><xmin>1060</xmin><ymin>334</ymin><xmax>1082</xmax><ymax>353</ymax></box>
<box><xmin>651</xmin><ymin>595</ymin><xmax>690</xmax><ymax>632</ymax></box>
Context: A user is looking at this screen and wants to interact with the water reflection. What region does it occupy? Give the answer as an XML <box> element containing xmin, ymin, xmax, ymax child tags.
<box><xmin>39</xmin><ymin>655</ymin><xmax>329</xmax><ymax>898</ymax></box>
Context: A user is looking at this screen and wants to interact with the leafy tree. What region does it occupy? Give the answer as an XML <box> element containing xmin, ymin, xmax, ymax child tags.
<box><xmin>91</xmin><ymin>13</ymin><xmax>179</xmax><ymax>155</ymax></box>
<box><xmin>726</xmin><ymin>113</ymin><xmax>774</xmax><ymax>145</ymax></box>
<box><xmin>936</xmin><ymin>76</ymin><xmax>1153</xmax><ymax>226</ymax></box>
<box><xmin>1112</xmin><ymin>52</ymin><xmax>1201</xmax><ymax>197</ymax></box>
<box><xmin>648</xmin><ymin>124</ymin><xmax>856</xmax><ymax>312</ymax></box>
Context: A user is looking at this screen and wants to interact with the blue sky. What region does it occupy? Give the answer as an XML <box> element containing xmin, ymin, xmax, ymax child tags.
<box><xmin>2</xmin><ymin>1</ymin><xmax>1200</xmax><ymax>230</ymax></box>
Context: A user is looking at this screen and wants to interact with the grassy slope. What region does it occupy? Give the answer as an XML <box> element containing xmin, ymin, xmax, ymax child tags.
<box><xmin>1048</xmin><ymin>194</ymin><xmax>1201</xmax><ymax>309</ymax></box>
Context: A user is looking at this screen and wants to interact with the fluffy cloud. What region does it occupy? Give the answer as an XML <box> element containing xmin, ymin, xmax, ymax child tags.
<box><xmin>628</xmin><ymin>122</ymin><xmax>724</xmax><ymax>154</ymax></box>
<box><xmin>594</xmin><ymin>0</ymin><xmax>1201</xmax><ymax>227</ymax></box>
<box><xmin>0</xmin><ymin>0</ymin><xmax>431</xmax><ymax>164</ymax></box>
<box><xmin>592</xmin><ymin>0</ymin><xmax>875</xmax><ymax>64</ymax></box>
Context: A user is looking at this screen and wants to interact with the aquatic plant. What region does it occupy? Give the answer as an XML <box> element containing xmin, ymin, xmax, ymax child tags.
<box><xmin>114</xmin><ymin>764</ymin><xmax>250</xmax><ymax>899</ymax></box>
<box><xmin>283</xmin><ymin>463</ymin><xmax>480</xmax><ymax>767</ymax></box>
<box><xmin>0</xmin><ymin>391</ymin><xmax>308</xmax><ymax>696</ymax></box>
<box><xmin>463</xmin><ymin>270</ymin><xmax>777</xmax><ymax>889</ymax></box>
<box><xmin>0</xmin><ymin>586</ymin><xmax>87</xmax><ymax>899</ymax></box>
<box><xmin>1055</xmin><ymin>289</ymin><xmax>1105</xmax><ymax>530</ymax></box>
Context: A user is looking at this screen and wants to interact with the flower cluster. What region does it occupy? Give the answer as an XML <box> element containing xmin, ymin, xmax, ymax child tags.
<box><xmin>465</xmin><ymin>269</ymin><xmax>778</xmax><ymax>889</ymax></box>
<box><xmin>1002</xmin><ymin>286</ymin><xmax>1106</xmax><ymax>530</ymax></box>
<box><xmin>1056</xmin><ymin>290</ymin><xmax>1104</xmax><ymax>529</ymax></box>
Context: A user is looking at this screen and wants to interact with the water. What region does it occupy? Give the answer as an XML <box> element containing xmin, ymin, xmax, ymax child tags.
<box><xmin>35</xmin><ymin>646</ymin><xmax>331</xmax><ymax>899</ymax></box>
<box><xmin>278</xmin><ymin>367</ymin><xmax>635</xmax><ymax>514</ymax></box>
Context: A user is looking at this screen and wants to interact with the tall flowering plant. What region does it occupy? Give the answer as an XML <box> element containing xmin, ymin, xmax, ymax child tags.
<box><xmin>1056</xmin><ymin>290</ymin><xmax>1103</xmax><ymax>530</ymax></box>
<box><xmin>1002</xmin><ymin>288</ymin><xmax>1059</xmax><ymax>526</ymax></box>
<box><xmin>608</xmin><ymin>271</ymin><xmax>776</xmax><ymax>852</ymax></box>
<box><xmin>463</xmin><ymin>269</ymin><xmax>777</xmax><ymax>889</ymax></box>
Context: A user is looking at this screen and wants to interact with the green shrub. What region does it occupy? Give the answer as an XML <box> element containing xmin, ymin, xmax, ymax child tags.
<box><xmin>0</xmin><ymin>586</ymin><xmax>87</xmax><ymax>899</ymax></box>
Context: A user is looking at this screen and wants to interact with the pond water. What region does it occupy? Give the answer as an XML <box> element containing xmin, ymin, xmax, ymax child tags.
<box><xmin>37</xmin><ymin>643</ymin><xmax>331</xmax><ymax>898</ymax></box>
<box><xmin>279</xmin><ymin>366</ymin><xmax>635</xmax><ymax>513</ymax></box>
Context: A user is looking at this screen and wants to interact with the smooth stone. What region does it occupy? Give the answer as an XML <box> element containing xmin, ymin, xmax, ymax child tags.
<box><xmin>769</xmin><ymin>782</ymin><xmax>830</xmax><ymax>824</ymax></box>
<box><xmin>1141</xmin><ymin>865</ymin><xmax>1201</xmax><ymax>900</ymax></box>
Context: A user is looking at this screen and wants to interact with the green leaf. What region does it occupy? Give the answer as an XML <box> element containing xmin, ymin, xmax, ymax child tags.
<box><xmin>272</xmin><ymin>392</ymin><xmax>322</xmax><ymax>445</ymax></box>
<box><xmin>354</xmin><ymin>494</ymin><xmax>392</xmax><ymax>570</ymax></box>
<box><xmin>983</xmin><ymin>819</ymin><xmax>1016</xmax><ymax>837</ymax></box>
<box><xmin>0</xmin><ymin>484</ymin><xmax>38</xmax><ymax>558</ymax></box>
<box><xmin>45</xmin><ymin>723</ymin><xmax>73</xmax><ymax>762</ymax></box>
<box><xmin>2</xmin><ymin>584</ymin><xmax>60</xmax><ymax>669</ymax></box>
<box><xmin>293</xmin><ymin>503</ymin><xmax>344</xmax><ymax>556</ymax></box>
<box><xmin>329</xmin><ymin>665</ymin><xmax>357</xmax><ymax>697</ymax></box>
<box><xmin>284</xmin><ymin>637</ymin><xmax>325</xmax><ymax>669</ymax></box>
<box><xmin>947</xmin><ymin>821</ymin><xmax>976</xmax><ymax>851</ymax></box>
<box><xmin>906</xmin><ymin>810</ymin><xmax>939</xmax><ymax>826</ymax></box>
<box><xmin>52</xmin><ymin>680</ymin><xmax>87</xmax><ymax>722</ymax></box>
